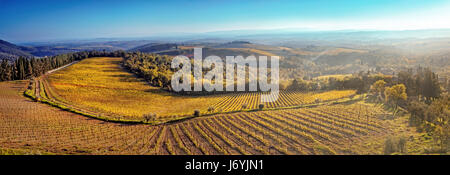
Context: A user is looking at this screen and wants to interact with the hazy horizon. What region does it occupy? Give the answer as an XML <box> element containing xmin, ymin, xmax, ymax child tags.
<box><xmin>1</xmin><ymin>0</ymin><xmax>450</xmax><ymax>43</ymax></box>
<box><xmin>9</xmin><ymin>28</ymin><xmax>450</xmax><ymax>45</ymax></box>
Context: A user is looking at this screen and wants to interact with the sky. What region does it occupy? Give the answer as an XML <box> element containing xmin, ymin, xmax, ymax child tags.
<box><xmin>1</xmin><ymin>0</ymin><xmax>450</xmax><ymax>42</ymax></box>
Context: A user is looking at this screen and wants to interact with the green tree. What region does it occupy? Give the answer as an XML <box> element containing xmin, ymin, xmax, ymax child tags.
<box><xmin>425</xmin><ymin>96</ymin><xmax>449</xmax><ymax>151</ymax></box>
<box><xmin>16</xmin><ymin>57</ymin><xmax>25</xmax><ymax>80</ymax></box>
<box><xmin>289</xmin><ymin>78</ymin><xmax>308</xmax><ymax>91</ymax></box>
<box><xmin>408</xmin><ymin>101</ymin><xmax>427</xmax><ymax>127</ymax></box>
<box><xmin>0</xmin><ymin>59</ymin><xmax>11</xmax><ymax>81</ymax></box>
<box><xmin>26</xmin><ymin>59</ymin><xmax>33</xmax><ymax>79</ymax></box>
<box><xmin>397</xmin><ymin>70</ymin><xmax>417</xmax><ymax>96</ymax></box>
<box><xmin>421</xmin><ymin>68</ymin><xmax>441</xmax><ymax>104</ymax></box>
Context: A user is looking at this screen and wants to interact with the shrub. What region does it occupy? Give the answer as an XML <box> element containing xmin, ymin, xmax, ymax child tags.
<box><xmin>384</xmin><ymin>137</ymin><xmax>395</xmax><ymax>154</ymax></box>
<box><xmin>143</xmin><ymin>113</ymin><xmax>157</xmax><ymax>122</ymax></box>
<box><xmin>384</xmin><ymin>136</ymin><xmax>407</xmax><ymax>154</ymax></box>
<box><xmin>258</xmin><ymin>104</ymin><xmax>264</xmax><ymax>110</ymax></box>
<box><xmin>207</xmin><ymin>106</ymin><xmax>215</xmax><ymax>113</ymax></box>
<box><xmin>193</xmin><ymin>110</ymin><xmax>200</xmax><ymax>117</ymax></box>
<box><xmin>315</xmin><ymin>98</ymin><xmax>321</xmax><ymax>103</ymax></box>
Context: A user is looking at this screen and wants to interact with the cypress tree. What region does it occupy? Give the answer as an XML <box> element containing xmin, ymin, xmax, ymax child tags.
<box><xmin>15</xmin><ymin>57</ymin><xmax>24</xmax><ymax>80</ymax></box>
<box><xmin>26</xmin><ymin>59</ymin><xmax>33</xmax><ymax>79</ymax></box>
<box><xmin>0</xmin><ymin>59</ymin><xmax>8</xmax><ymax>81</ymax></box>
<box><xmin>4</xmin><ymin>61</ymin><xmax>12</xmax><ymax>81</ymax></box>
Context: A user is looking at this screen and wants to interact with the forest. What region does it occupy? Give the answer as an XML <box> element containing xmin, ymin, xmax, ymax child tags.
<box><xmin>0</xmin><ymin>50</ymin><xmax>126</xmax><ymax>81</ymax></box>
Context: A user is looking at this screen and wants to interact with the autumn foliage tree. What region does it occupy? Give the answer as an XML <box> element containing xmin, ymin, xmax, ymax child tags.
<box><xmin>384</xmin><ymin>84</ymin><xmax>407</xmax><ymax>109</ymax></box>
<box><xmin>370</xmin><ymin>80</ymin><xmax>387</xmax><ymax>101</ymax></box>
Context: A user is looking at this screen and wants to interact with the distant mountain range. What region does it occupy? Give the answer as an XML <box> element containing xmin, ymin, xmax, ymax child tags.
<box><xmin>0</xmin><ymin>39</ymin><xmax>156</xmax><ymax>61</ymax></box>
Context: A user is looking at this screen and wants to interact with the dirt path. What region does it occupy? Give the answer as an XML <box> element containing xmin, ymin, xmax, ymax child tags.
<box><xmin>33</xmin><ymin>61</ymin><xmax>79</xmax><ymax>99</ymax></box>
<box><xmin>46</xmin><ymin>61</ymin><xmax>79</xmax><ymax>74</ymax></box>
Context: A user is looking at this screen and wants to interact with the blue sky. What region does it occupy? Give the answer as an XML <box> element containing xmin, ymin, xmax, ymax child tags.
<box><xmin>1</xmin><ymin>0</ymin><xmax>450</xmax><ymax>42</ymax></box>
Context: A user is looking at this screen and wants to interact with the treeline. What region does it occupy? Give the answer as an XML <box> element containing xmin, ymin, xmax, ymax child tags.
<box><xmin>397</xmin><ymin>68</ymin><xmax>447</xmax><ymax>153</ymax></box>
<box><xmin>396</xmin><ymin>67</ymin><xmax>441</xmax><ymax>103</ymax></box>
<box><xmin>0</xmin><ymin>50</ymin><xmax>127</xmax><ymax>81</ymax></box>
<box><xmin>365</xmin><ymin>67</ymin><xmax>442</xmax><ymax>104</ymax></box>
<box><xmin>359</xmin><ymin>67</ymin><xmax>447</xmax><ymax>153</ymax></box>
<box><xmin>122</xmin><ymin>52</ymin><xmax>443</xmax><ymax>99</ymax></box>
<box><xmin>122</xmin><ymin>52</ymin><xmax>278</xmax><ymax>94</ymax></box>
<box><xmin>123</xmin><ymin>52</ymin><xmax>173</xmax><ymax>89</ymax></box>
<box><xmin>286</xmin><ymin>71</ymin><xmax>393</xmax><ymax>93</ymax></box>
<box><xmin>287</xmin><ymin>67</ymin><xmax>442</xmax><ymax>99</ymax></box>
<box><xmin>123</xmin><ymin>51</ymin><xmax>394</xmax><ymax>94</ymax></box>
<box><xmin>408</xmin><ymin>95</ymin><xmax>449</xmax><ymax>152</ymax></box>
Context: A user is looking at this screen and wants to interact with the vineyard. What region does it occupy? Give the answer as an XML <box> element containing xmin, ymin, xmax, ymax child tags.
<box><xmin>39</xmin><ymin>57</ymin><xmax>356</xmax><ymax>122</ymax></box>
<box><xmin>0</xmin><ymin>81</ymin><xmax>394</xmax><ymax>155</ymax></box>
<box><xmin>211</xmin><ymin>90</ymin><xmax>356</xmax><ymax>111</ymax></box>
<box><xmin>1</xmin><ymin>0</ymin><xmax>449</xmax><ymax>158</ymax></box>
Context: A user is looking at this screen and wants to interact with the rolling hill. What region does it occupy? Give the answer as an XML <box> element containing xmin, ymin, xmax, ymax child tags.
<box><xmin>128</xmin><ymin>43</ymin><xmax>178</xmax><ymax>53</ymax></box>
<box><xmin>0</xmin><ymin>40</ymin><xmax>33</xmax><ymax>61</ymax></box>
<box><xmin>128</xmin><ymin>41</ymin><xmax>278</xmax><ymax>59</ymax></box>
<box><xmin>0</xmin><ymin>39</ymin><xmax>156</xmax><ymax>59</ymax></box>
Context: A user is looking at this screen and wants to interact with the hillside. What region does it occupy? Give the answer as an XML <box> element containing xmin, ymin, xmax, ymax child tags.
<box><xmin>23</xmin><ymin>40</ymin><xmax>155</xmax><ymax>57</ymax></box>
<box><xmin>0</xmin><ymin>80</ymin><xmax>409</xmax><ymax>155</ymax></box>
<box><xmin>44</xmin><ymin>57</ymin><xmax>355</xmax><ymax>120</ymax></box>
<box><xmin>0</xmin><ymin>39</ymin><xmax>154</xmax><ymax>58</ymax></box>
<box><xmin>128</xmin><ymin>43</ymin><xmax>178</xmax><ymax>53</ymax></box>
<box><xmin>0</xmin><ymin>40</ymin><xmax>33</xmax><ymax>61</ymax></box>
